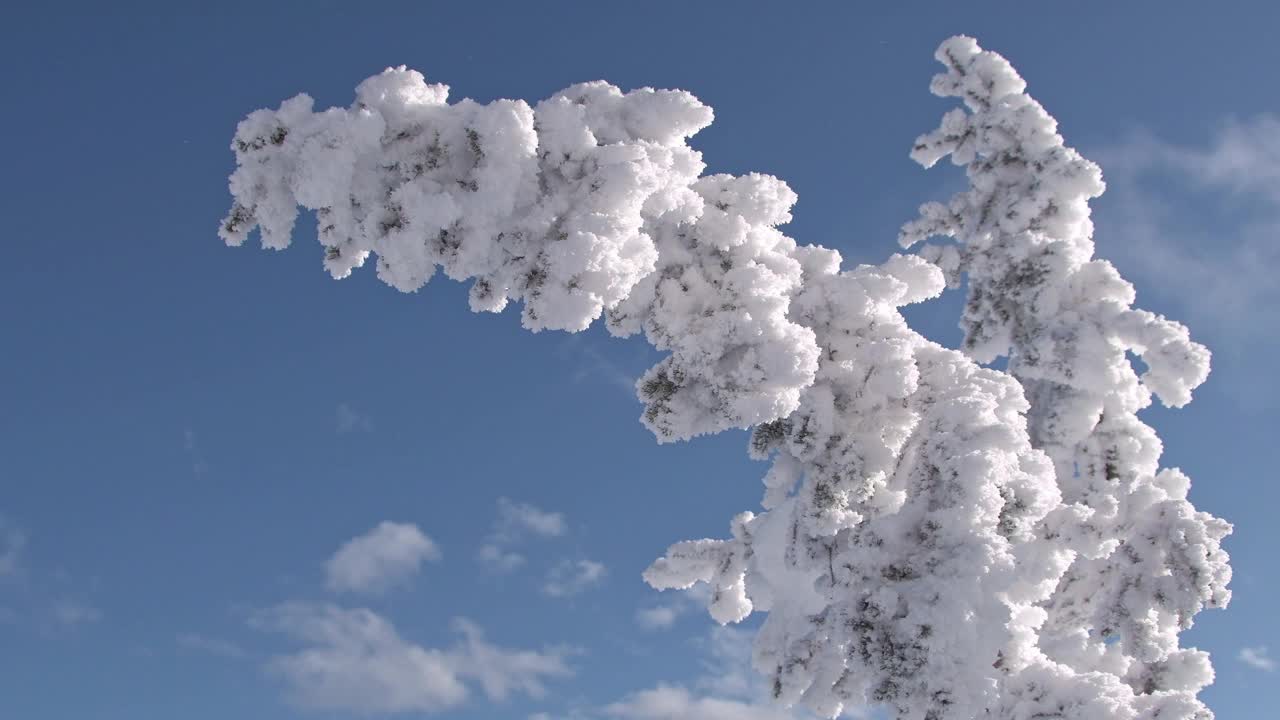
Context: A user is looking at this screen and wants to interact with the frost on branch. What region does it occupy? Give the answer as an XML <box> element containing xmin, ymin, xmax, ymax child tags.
<box><xmin>222</xmin><ymin>72</ymin><xmax>816</xmax><ymax>440</ymax></box>
<box><xmin>647</xmin><ymin>255</ymin><xmax>1073</xmax><ymax>718</ymax></box>
<box><xmin>901</xmin><ymin>36</ymin><xmax>1230</xmax><ymax>717</ymax></box>
<box><xmin>223</xmin><ymin>39</ymin><xmax>1229</xmax><ymax>720</ymax></box>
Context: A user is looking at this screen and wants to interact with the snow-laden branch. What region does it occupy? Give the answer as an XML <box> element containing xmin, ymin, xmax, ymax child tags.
<box><xmin>222</xmin><ymin>37</ymin><xmax>1229</xmax><ymax>720</ymax></box>
<box><xmin>221</xmin><ymin>75</ymin><xmax>816</xmax><ymax>442</ymax></box>
<box><xmin>902</xmin><ymin>36</ymin><xmax>1230</xmax><ymax>715</ymax></box>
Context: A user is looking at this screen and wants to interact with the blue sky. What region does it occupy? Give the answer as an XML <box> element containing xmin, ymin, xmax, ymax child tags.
<box><xmin>1</xmin><ymin>3</ymin><xmax>1277</xmax><ymax>718</ymax></box>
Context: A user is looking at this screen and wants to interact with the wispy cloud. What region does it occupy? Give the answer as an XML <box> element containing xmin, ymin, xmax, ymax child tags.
<box><xmin>0</xmin><ymin>519</ymin><xmax>104</xmax><ymax>633</ymax></box>
<box><xmin>542</xmin><ymin>559</ymin><xmax>606</xmax><ymax>598</ymax></box>
<box><xmin>0</xmin><ymin>517</ymin><xmax>25</xmax><ymax>578</ymax></box>
<box><xmin>325</xmin><ymin>522</ymin><xmax>440</xmax><ymax>595</ymax></box>
<box><xmin>183</xmin><ymin>428</ymin><xmax>209</xmax><ymax>476</ymax></box>
<box><xmin>478</xmin><ymin>543</ymin><xmax>526</xmax><ymax>572</ymax></box>
<box><xmin>1240</xmin><ymin>646</ymin><xmax>1276</xmax><ymax>672</ymax></box>
<box><xmin>635</xmin><ymin>585</ymin><xmax>710</xmax><ymax>631</ymax></box>
<box><xmin>606</xmin><ymin>685</ymin><xmax>799</xmax><ymax>720</ymax></box>
<box><xmin>478</xmin><ymin>498</ymin><xmax>566</xmax><ymax>573</ymax></box>
<box><xmin>635</xmin><ymin>605</ymin><xmax>680</xmax><ymax>630</ymax></box>
<box><xmin>495</xmin><ymin>498</ymin><xmax>567</xmax><ymax>539</ymax></box>
<box><xmin>251</xmin><ymin>603</ymin><xmax>574</xmax><ymax>714</ymax></box>
<box><xmin>52</xmin><ymin>600</ymin><xmax>102</xmax><ymax>627</ymax></box>
<box><xmin>1091</xmin><ymin>115</ymin><xmax>1280</xmax><ymax>401</ymax></box>
<box><xmin>336</xmin><ymin>403</ymin><xmax>374</xmax><ymax>434</ymax></box>
<box><xmin>177</xmin><ymin>632</ymin><xmax>247</xmax><ymax>659</ymax></box>
<box><xmin>566</xmin><ymin>337</ymin><xmax>639</xmax><ymax>398</ymax></box>
<box><xmin>450</xmin><ymin>618</ymin><xmax>578</xmax><ymax>702</ymax></box>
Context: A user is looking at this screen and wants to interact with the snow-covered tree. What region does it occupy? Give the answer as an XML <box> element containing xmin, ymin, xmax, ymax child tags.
<box><xmin>900</xmin><ymin>36</ymin><xmax>1231</xmax><ymax>716</ymax></box>
<box><xmin>220</xmin><ymin>37</ymin><xmax>1229</xmax><ymax>719</ymax></box>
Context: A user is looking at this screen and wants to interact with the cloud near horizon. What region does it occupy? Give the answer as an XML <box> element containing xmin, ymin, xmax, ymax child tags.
<box><xmin>252</xmin><ymin>603</ymin><xmax>574</xmax><ymax>714</ymax></box>
<box><xmin>603</xmin><ymin>626</ymin><xmax>869</xmax><ymax>720</ymax></box>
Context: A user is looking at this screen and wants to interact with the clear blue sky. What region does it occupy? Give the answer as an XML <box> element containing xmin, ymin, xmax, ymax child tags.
<box><xmin>2</xmin><ymin>3</ymin><xmax>1277</xmax><ymax>719</ymax></box>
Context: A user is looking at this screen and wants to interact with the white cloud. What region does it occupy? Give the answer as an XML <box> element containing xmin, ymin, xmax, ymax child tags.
<box><xmin>603</xmin><ymin>627</ymin><xmax>870</xmax><ymax>720</ymax></box>
<box><xmin>450</xmin><ymin>618</ymin><xmax>576</xmax><ymax>701</ymax></box>
<box><xmin>177</xmin><ymin>632</ymin><xmax>247</xmax><ymax>659</ymax></box>
<box><xmin>564</xmin><ymin>335</ymin><xmax>638</xmax><ymax>397</ymax></box>
<box><xmin>635</xmin><ymin>605</ymin><xmax>679</xmax><ymax>630</ymax></box>
<box><xmin>1240</xmin><ymin>646</ymin><xmax>1276</xmax><ymax>672</ymax></box>
<box><xmin>542</xmin><ymin>559</ymin><xmax>606</xmax><ymax>598</ymax></box>
<box><xmin>1163</xmin><ymin>115</ymin><xmax>1280</xmax><ymax>199</ymax></box>
<box><xmin>336</xmin><ymin>403</ymin><xmax>374</xmax><ymax>434</ymax></box>
<box><xmin>606</xmin><ymin>685</ymin><xmax>801</xmax><ymax>720</ymax></box>
<box><xmin>496</xmin><ymin>497</ymin><xmax>567</xmax><ymax>539</ymax></box>
<box><xmin>635</xmin><ymin>585</ymin><xmax>710</xmax><ymax>631</ymax></box>
<box><xmin>0</xmin><ymin>518</ymin><xmax>25</xmax><ymax>578</ymax></box>
<box><xmin>52</xmin><ymin>600</ymin><xmax>102</xmax><ymax>627</ymax></box>
<box><xmin>254</xmin><ymin>603</ymin><xmax>467</xmax><ymax>713</ymax></box>
<box><xmin>0</xmin><ymin>522</ymin><xmax>103</xmax><ymax>632</ymax></box>
<box><xmin>478</xmin><ymin>543</ymin><xmax>526</xmax><ymax>572</ymax></box>
<box><xmin>325</xmin><ymin>522</ymin><xmax>440</xmax><ymax>595</ymax></box>
<box><xmin>252</xmin><ymin>603</ymin><xmax>573</xmax><ymax>714</ymax></box>
<box><xmin>183</xmin><ymin>429</ymin><xmax>209</xmax><ymax>476</ymax></box>
<box><xmin>478</xmin><ymin>498</ymin><xmax>566</xmax><ymax>572</ymax></box>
